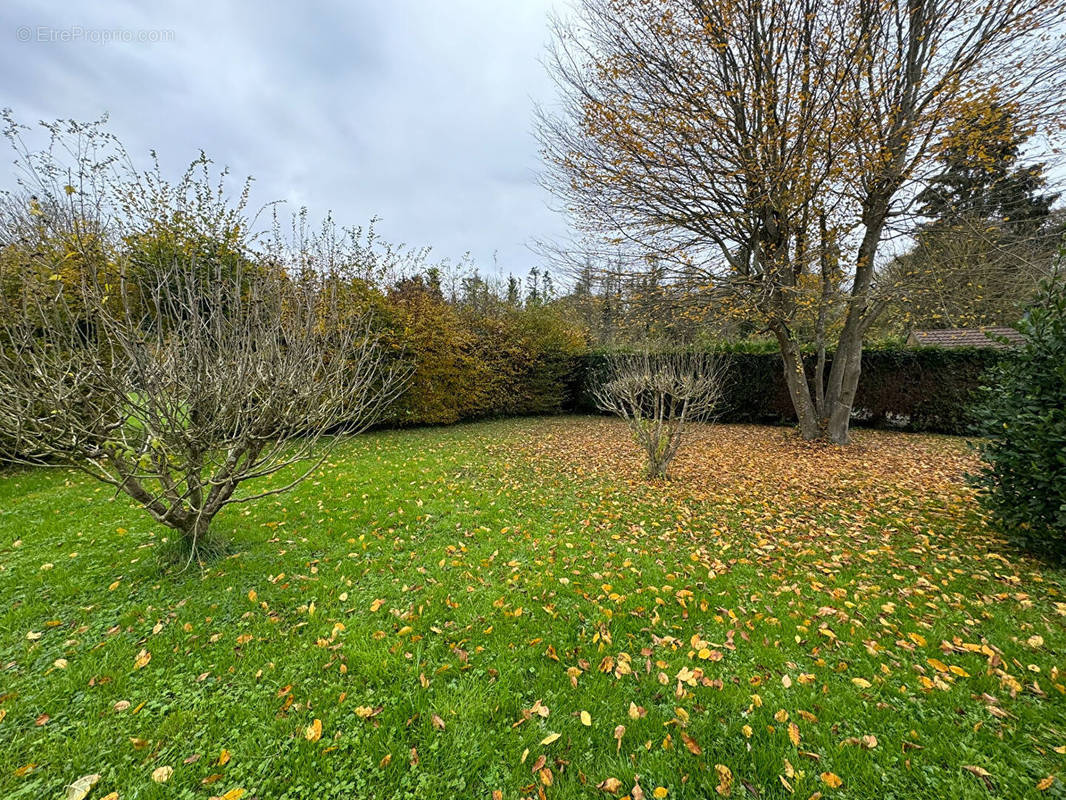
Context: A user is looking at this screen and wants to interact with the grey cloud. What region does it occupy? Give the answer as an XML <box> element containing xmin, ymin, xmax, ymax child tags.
<box><xmin>0</xmin><ymin>0</ymin><xmax>569</xmax><ymax>277</ymax></box>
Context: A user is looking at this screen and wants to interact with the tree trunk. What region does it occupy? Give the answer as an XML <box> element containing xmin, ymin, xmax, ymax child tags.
<box><xmin>772</xmin><ymin>324</ymin><xmax>821</xmax><ymax>440</ymax></box>
<box><xmin>825</xmin><ymin>330</ymin><xmax>861</xmax><ymax>444</ymax></box>
<box><xmin>813</xmin><ymin>213</ymin><xmax>833</xmax><ymax>420</ymax></box>
<box><xmin>176</xmin><ymin>512</ymin><xmax>216</xmax><ymax>560</ymax></box>
<box><xmin>824</xmin><ymin>205</ymin><xmax>888</xmax><ymax>444</ymax></box>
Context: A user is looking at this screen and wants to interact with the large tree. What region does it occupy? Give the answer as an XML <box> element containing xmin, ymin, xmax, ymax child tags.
<box><xmin>882</xmin><ymin>100</ymin><xmax>1063</xmax><ymax>329</ymax></box>
<box><xmin>539</xmin><ymin>0</ymin><xmax>1066</xmax><ymax>442</ymax></box>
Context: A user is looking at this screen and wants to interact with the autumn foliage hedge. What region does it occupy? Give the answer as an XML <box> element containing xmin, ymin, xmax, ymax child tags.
<box><xmin>380</xmin><ymin>276</ymin><xmax>585</xmax><ymax>426</ymax></box>
<box><xmin>566</xmin><ymin>348</ymin><xmax>1012</xmax><ymax>435</ymax></box>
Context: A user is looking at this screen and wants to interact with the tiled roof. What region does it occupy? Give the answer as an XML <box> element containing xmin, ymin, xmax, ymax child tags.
<box><xmin>907</xmin><ymin>327</ymin><xmax>1024</xmax><ymax>349</ymax></box>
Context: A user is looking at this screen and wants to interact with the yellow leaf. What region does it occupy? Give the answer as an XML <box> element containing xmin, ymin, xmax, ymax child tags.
<box><xmin>218</xmin><ymin>749</ymin><xmax>230</xmax><ymax>766</ymax></box>
<box><xmin>219</xmin><ymin>789</ymin><xmax>246</xmax><ymax>800</ymax></box>
<box><xmin>715</xmin><ymin>764</ymin><xmax>733</xmax><ymax>796</ymax></box>
<box><xmin>653</xmin><ymin>789</ymin><xmax>668</xmax><ymax>799</ymax></box>
<box><xmin>370</xmin><ymin>598</ymin><xmax>385</xmax><ymax>612</ymax></box>
<box><xmin>580</xmin><ymin>710</ymin><xmax>592</xmax><ymax>726</ymax></box>
<box><xmin>851</xmin><ymin>678</ymin><xmax>871</xmax><ymax>689</ymax></box>
<box><xmin>305</xmin><ymin>719</ymin><xmax>322</xmax><ymax>743</ymax></box>
<box><xmin>151</xmin><ymin>766</ymin><xmax>173</xmax><ymax>783</ymax></box>
<box><xmin>1037</xmin><ymin>775</ymin><xmax>1055</xmax><ymax>791</ymax></box>
<box><xmin>821</xmin><ymin>772</ymin><xmax>843</xmax><ymax>788</ymax></box>
<box><xmin>133</xmin><ymin>649</ymin><xmax>151</xmax><ymax>669</ymax></box>
<box><xmin>541</xmin><ymin>732</ymin><xmax>561</xmax><ymax>746</ymax></box>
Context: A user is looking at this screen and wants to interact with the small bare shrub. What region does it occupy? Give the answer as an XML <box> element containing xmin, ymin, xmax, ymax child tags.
<box><xmin>592</xmin><ymin>352</ymin><xmax>725</xmax><ymax>479</ymax></box>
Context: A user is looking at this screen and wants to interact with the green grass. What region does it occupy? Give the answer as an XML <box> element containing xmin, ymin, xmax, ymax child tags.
<box><xmin>1</xmin><ymin>416</ymin><xmax>1064</xmax><ymax>799</ymax></box>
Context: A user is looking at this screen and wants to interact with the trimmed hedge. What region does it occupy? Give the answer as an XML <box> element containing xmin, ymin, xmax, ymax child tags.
<box><xmin>970</xmin><ymin>276</ymin><xmax>1066</xmax><ymax>555</ymax></box>
<box><xmin>565</xmin><ymin>347</ymin><xmax>1012</xmax><ymax>435</ymax></box>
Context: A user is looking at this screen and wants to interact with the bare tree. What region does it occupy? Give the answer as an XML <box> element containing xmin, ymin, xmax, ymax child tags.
<box><xmin>539</xmin><ymin>0</ymin><xmax>1066</xmax><ymax>443</ymax></box>
<box><xmin>592</xmin><ymin>352</ymin><xmax>725</xmax><ymax>478</ymax></box>
<box><xmin>0</xmin><ymin>117</ymin><xmax>406</xmax><ymax>561</ymax></box>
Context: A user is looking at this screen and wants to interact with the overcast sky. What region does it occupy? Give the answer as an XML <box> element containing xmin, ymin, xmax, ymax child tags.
<box><xmin>0</xmin><ymin>0</ymin><xmax>571</xmax><ymax>279</ymax></box>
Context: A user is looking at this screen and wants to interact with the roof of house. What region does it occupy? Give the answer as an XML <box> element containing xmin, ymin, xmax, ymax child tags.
<box><xmin>907</xmin><ymin>327</ymin><xmax>1024</xmax><ymax>349</ymax></box>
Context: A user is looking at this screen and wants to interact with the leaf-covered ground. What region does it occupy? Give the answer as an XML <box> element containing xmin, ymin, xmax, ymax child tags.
<box><xmin>1</xmin><ymin>416</ymin><xmax>1064</xmax><ymax>800</ymax></box>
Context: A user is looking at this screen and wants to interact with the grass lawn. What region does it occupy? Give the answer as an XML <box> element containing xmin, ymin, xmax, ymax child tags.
<box><xmin>1</xmin><ymin>416</ymin><xmax>1065</xmax><ymax>799</ymax></box>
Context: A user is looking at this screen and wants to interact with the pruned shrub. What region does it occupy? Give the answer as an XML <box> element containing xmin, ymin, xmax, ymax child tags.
<box><xmin>592</xmin><ymin>352</ymin><xmax>725</xmax><ymax>478</ymax></box>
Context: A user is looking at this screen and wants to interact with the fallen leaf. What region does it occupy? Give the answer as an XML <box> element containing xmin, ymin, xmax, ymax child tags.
<box><xmin>715</xmin><ymin>764</ymin><xmax>733</xmax><ymax>796</ymax></box>
<box><xmin>963</xmin><ymin>765</ymin><xmax>994</xmax><ymax>791</ymax></box>
<box><xmin>598</xmin><ymin>777</ymin><xmax>623</xmax><ymax>794</ymax></box>
<box><xmin>820</xmin><ymin>772</ymin><xmax>842</xmax><ymax>788</ymax></box>
<box><xmin>65</xmin><ymin>773</ymin><xmax>100</xmax><ymax>800</ymax></box>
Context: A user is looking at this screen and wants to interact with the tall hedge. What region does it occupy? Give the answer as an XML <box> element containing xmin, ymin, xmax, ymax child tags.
<box><xmin>567</xmin><ymin>347</ymin><xmax>1011</xmax><ymax>434</ymax></box>
<box><xmin>971</xmin><ymin>276</ymin><xmax>1066</xmax><ymax>555</ymax></box>
<box><xmin>385</xmin><ymin>280</ymin><xmax>585</xmax><ymax>427</ymax></box>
